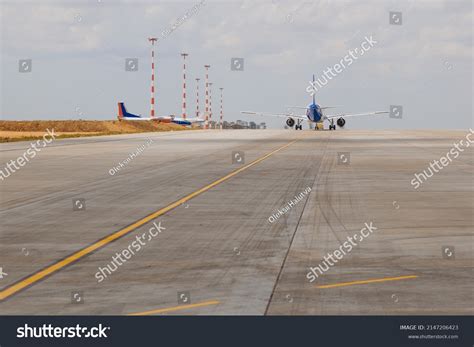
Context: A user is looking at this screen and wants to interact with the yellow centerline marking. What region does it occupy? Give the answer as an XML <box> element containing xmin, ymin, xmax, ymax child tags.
<box><xmin>316</xmin><ymin>275</ymin><xmax>418</xmax><ymax>289</ymax></box>
<box><xmin>127</xmin><ymin>300</ymin><xmax>221</xmax><ymax>316</ymax></box>
<box><xmin>0</xmin><ymin>138</ymin><xmax>300</xmax><ymax>301</ymax></box>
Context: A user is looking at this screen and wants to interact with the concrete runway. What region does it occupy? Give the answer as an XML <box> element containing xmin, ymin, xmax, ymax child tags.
<box><xmin>0</xmin><ymin>129</ymin><xmax>472</xmax><ymax>315</ymax></box>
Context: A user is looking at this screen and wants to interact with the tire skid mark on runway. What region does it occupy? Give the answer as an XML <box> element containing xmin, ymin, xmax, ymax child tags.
<box><xmin>0</xmin><ymin>137</ymin><xmax>301</xmax><ymax>302</ymax></box>
<box><xmin>311</xmin><ymin>143</ymin><xmax>349</xmax><ymax>248</ymax></box>
<box><xmin>175</xmin><ymin>133</ymin><xmax>306</xmax><ymax>291</ymax></box>
<box><xmin>335</xmin><ymin>142</ymin><xmax>423</xmax><ymax>314</ymax></box>
<box><xmin>264</xmin><ymin>133</ymin><xmax>333</xmax><ymax>315</ymax></box>
<box><xmin>202</xmin><ymin>135</ymin><xmax>313</xmax><ymax>290</ymax></box>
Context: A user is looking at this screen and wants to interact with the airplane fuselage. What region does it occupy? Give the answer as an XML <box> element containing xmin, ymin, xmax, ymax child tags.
<box><xmin>306</xmin><ymin>103</ymin><xmax>323</xmax><ymax>123</ymax></box>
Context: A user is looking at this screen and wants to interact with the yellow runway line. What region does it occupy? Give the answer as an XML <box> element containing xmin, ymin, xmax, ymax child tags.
<box><xmin>127</xmin><ymin>300</ymin><xmax>221</xmax><ymax>316</ymax></box>
<box><xmin>0</xmin><ymin>138</ymin><xmax>300</xmax><ymax>301</ymax></box>
<box><xmin>316</xmin><ymin>275</ymin><xmax>418</xmax><ymax>289</ymax></box>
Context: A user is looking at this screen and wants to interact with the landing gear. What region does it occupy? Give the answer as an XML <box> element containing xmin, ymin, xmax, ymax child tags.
<box><xmin>329</xmin><ymin>119</ymin><xmax>336</xmax><ymax>130</ymax></box>
<box><xmin>295</xmin><ymin>119</ymin><xmax>303</xmax><ymax>130</ymax></box>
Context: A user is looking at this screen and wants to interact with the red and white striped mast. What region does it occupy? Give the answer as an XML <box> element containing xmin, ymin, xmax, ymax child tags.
<box><xmin>209</xmin><ymin>82</ymin><xmax>213</xmax><ymax>129</ymax></box>
<box><xmin>204</xmin><ymin>65</ymin><xmax>210</xmax><ymax>129</ymax></box>
<box><xmin>195</xmin><ymin>77</ymin><xmax>200</xmax><ymax>119</ymax></box>
<box><xmin>219</xmin><ymin>87</ymin><xmax>224</xmax><ymax>130</ymax></box>
<box><xmin>148</xmin><ymin>37</ymin><xmax>157</xmax><ymax>118</ymax></box>
<box><xmin>181</xmin><ymin>53</ymin><xmax>188</xmax><ymax>120</ymax></box>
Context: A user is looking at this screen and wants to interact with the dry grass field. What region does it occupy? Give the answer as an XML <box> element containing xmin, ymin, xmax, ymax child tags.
<box><xmin>0</xmin><ymin>120</ymin><xmax>191</xmax><ymax>142</ymax></box>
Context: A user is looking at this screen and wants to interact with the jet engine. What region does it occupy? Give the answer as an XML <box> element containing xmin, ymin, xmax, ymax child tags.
<box><xmin>286</xmin><ymin>117</ymin><xmax>295</xmax><ymax>127</ymax></box>
<box><xmin>337</xmin><ymin>117</ymin><xmax>346</xmax><ymax>127</ymax></box>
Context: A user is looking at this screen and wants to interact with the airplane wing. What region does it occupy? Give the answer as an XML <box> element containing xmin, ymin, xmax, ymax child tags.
<box><xmin>320</xmin><ymin>106</ymin><xmax>342</xmax><ymax>110</ymax></box>
<box><xmin>285</xmin><ymin>106</ymin><xmax>307</xmax><ymax>110</ymax></box>
<box><xmin>324</xmin><ymin>111</ymin><xmax>388</xmax><ymax>120</ymax></box>
<box><xmin>286</xmin><ymin>106</ymin><xmax>341</xmax><ymax>110</ymax></box>
<box><xmin>241</xmin><ymin>111</ymin><xmax>307</xmax><ymax>120</ymax></box>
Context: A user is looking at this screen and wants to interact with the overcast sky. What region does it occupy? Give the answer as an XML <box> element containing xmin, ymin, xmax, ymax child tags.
<box><xmin>0</xmin><ymin>0</ymin><xmax>472</xmax><ymax>129</ymax></box>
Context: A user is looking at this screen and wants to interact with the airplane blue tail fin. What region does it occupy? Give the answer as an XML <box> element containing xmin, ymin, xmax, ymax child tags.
<box><xmin>312</xmin><ymin>74</ymin><xmax>316</xmax><ymax>105</ymax></box>
<box><xmin>118</xmin><ymin>102</ymin><xmax>141</xmax><ymax>119</ymax></box>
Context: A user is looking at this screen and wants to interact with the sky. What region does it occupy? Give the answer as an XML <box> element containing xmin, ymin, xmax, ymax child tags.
<box><xmin>0</xmin><ymin>0</ymin><xmax>472</xmax><ymax>129</ymax></box>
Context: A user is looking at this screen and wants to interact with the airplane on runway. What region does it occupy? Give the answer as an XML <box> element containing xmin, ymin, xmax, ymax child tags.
<box><xmin>117</xmin><ymin>102</ymin><xmax>170</xmax><ymax>122</ymax></box>
<box><xmin>241</xmin><ymin>75</ymin><xmax>388</xmax><ymax>130</ymax></box>
<box><xmin>117</xmin><ymin>102</ymin><xmax>205</xmax><ymax>126</ymax></box>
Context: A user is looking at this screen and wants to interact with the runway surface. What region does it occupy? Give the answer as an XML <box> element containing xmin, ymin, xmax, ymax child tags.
<box><xmin>0</xmin><ymin>129</ymin><xmax>472</xmax><ymax>315</ymax></box>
